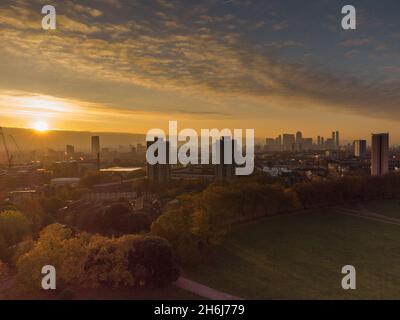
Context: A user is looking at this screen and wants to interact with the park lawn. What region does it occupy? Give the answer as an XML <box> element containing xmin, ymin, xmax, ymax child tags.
<box><xmin>185</xmin><ymin>209</ymin><xmax>400</xmax><ymax>299</ymax></box>
<box><xmin>363</xmin><ymin>199</ymin><xmax>400</xmax><ymax>219</ymax></box>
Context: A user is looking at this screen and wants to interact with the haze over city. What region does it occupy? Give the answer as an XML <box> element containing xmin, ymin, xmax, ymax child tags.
<box><xmin>0</xmin><ymin>0</ymin><xmax>399</xmax><ymax>142</ymax></box>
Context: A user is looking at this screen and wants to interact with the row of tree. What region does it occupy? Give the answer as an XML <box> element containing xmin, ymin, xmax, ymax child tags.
<box><xmin>151</xmin><ymin>173</ymin><xmax>400</xmax><ymax>263</ymax></box>
<box><xmin>294</xmin><ymin>174</ymin><xmax>400</xmax><ymax>208</ymax></box>
<box><xmin>151</xmin><ymin>178</ymin><xmax>300</xmax><ymax>263</ymax></box>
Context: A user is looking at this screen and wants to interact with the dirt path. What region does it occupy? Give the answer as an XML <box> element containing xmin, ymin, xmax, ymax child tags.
<box><xmin>174</xmin><ymin>277</ymin><xmax>243</xmax><ymax>300</ymax></box>
<box><xmin>335</xmin><ymin>207</ymin><xmax>400</xmax><ymax>226</ymax></box>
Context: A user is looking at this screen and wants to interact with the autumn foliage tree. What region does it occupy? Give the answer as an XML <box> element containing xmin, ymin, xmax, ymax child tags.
<box><xmin>15</xmin><ymin>224</ymin><xmax>179</xmax><ymax>292</ymax></box>
<box><xmin>151</xmin><ymin>177</ymin><xmax>301</xmax><ymax>262</ymax></box>
<box><xmin>16</xmin><ymin>224</ymin><xmax>88</xmax><ymax>291</ymax></box>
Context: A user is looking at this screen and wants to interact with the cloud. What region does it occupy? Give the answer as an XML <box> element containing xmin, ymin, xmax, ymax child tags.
<box><xmin>272</xmin><ymin>20</ymin><xmax>289</xmax><ymax>31</ymax></box>
<box><xmin>267</xmin><ymin>41</ymin><xmax>303</xmax><ymax>49</ymax></box>
<box><xmin>339</xmin><ymin>37</ymin><xmax>373</xmax><ymax>47</ymax></box>
<box><xmin>67</xmin><ymin>3</ymin><xmax>103</xmax><ymax>17</ymax></box>
<box><xmin>0</xmin><ymin>0</ymin><xmax>399</xmax><ymax>126</ymax></box>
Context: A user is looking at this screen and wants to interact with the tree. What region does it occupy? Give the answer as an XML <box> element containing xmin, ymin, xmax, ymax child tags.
<box><xmin>0</xmin><ymin>210</ymin><xmax>31</xmax><ymax>247</ymax></box>
<box><xmin>40</xmin><ymin>196</ymin><xmax>64</xmax><ymax>218</ymax></box>
<box><xmin>16</xmin><ymin>198</ymin><xmax>46</xmax><ymax>232</ymax></box>
<box><xmin>0</xmin><ymin>234</ymin><xmax>7</xmax><ymax>261</ymax></box>
<box><xmin>151</xmin><ymin>207</ymin><xmax>200</xmax><ymax>263</ymax></box>
<box><xmin>16</xmin><ymin>224</ymin><xmax>88</xmax><ymax>292</ymax></box>
<box><xmin>102</xmin><ymin>202</ymin><xmax>132</xmax><ymax>230</ymax></box>
<box><xmin>15</xmin><ymin>224</ymin><xmax>180</xmax><ymax>292</ymax></box>
<box><xmin>119</xmin><ymin>213</ymin><xmax>150</xmax><ymax>234</ymax></box>
<box><xmin>127</xmin><ymin>236</ymin><xmax>180</xmax><ymax>288</ymax></box>
<box><xmin>83</xmin><ymin>235</ymin><xmax>135</xmax><ymax>288</ymax></box>
<box><xmin>11</xmin><ymin>238</ymin><xmax>34</xmax><ymax>265</ymax></box>
<box><xmin>0</xmin><ymin>260</ymin><xmax>8</xmax><ymax>281</ymax></box>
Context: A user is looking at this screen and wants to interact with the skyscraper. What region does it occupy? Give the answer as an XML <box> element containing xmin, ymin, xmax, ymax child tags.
<box><xmin>215</xmin><ymin>136</ymin><xmax>236</xmax><ymax>181</ymax></box>
<box><xmin>282</xmin><ymin>134</ymin><xmax>295</xmax><ymax>152</ymax></box>
<box><xmin>371</xmin><ymin>133</ymin><xmax>389</xmax><ymax>176</ymax></box>
<box><xmin>147</xmin><ymin>137</ymin><xmax>170</xmax><ymax>183</ymax></box>
<box><xmin>66</xmin><ymin>145</ymin><xmax>75</xmax><ymax>158</ymax></box>
<box><xmin>353</xmin><ymin>140</ymin><xmax>367</xmax><ymax>158</ymax></box>
<box><xmin>276</xmin><ymin>135</ymin><xmax>282</xmax><ymax>146</ymax></box>
<box><xmin>302</xmin><ymin>138</ymin><xmax>313</xmax><ymax>150</ymax></box>
<box><xmin>91</xmin><ymin>136</ymin><xmax>100</xmax><ymax>156</ymax></box>
<box><xmin>335</xmin><ymin>131</ymin><xmax>340</xmax><ymax>147</ymax></box>
<box><xmin>296</xmin><ymin>131</ymin><xmax>303</xmax><ymax>143</ymax></box>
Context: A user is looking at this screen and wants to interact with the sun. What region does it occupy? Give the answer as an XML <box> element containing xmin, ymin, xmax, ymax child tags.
<box><xmin>33</xmin><ymin>120</ymin><xmax>49</xmax><ymax>132</ymax></box>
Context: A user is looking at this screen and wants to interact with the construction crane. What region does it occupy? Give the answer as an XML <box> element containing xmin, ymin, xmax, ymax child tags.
<box><xmin>0</xmin><ymin>127</ymin><xmax>12</xmax><ymax>167</ymax></box>
<box><xmin>9</xmin><ymin>134</ymin><xmax>23</xmax><ymax>161</ymax></box>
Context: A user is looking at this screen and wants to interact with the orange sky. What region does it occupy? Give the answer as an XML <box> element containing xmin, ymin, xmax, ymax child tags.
<box><xmin>0</xmin><ymin>0</ymin><xmax>399</xmax><ymax>143</ymax></box>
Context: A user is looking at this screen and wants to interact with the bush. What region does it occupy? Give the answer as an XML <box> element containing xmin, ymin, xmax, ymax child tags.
<box><xmin>127</xmin><ymin>236</ymin><xmax>180</xmax><ymax>288</ymax></box>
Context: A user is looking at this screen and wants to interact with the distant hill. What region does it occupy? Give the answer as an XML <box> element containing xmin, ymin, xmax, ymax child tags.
<box><xmin>0</xmin><ymin>127</ymin><xmax>146</xmax><ymax>152</ymax></box>
<box><xmin>0</xmin><ymin>127</ymin><xmax>268</xmax><ymax>153</ymax></box>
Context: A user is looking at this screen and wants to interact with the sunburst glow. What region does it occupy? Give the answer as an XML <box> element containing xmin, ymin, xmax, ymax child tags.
<box><xmin>33</xmin><ymin>120</ymin><xmax>49</xmax><ymax>132</ymax></box>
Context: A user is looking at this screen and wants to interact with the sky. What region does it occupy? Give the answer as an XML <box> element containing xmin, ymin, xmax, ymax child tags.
<box><xmin>0</xmin><ymin>0</ymin><xmax>399</xmax><ymax>143</ymax></box>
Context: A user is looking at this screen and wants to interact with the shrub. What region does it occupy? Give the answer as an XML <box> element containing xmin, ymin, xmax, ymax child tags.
<box><xmin>127</xmin><ymin>236</ymin><xmax>180</xmax><ymax>288</ymax></box>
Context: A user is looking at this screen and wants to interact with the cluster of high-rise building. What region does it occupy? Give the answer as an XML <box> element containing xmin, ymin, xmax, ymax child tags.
<box><xmin>265</xmin><ymin>130</ymin><xmax>340</xmax><ymax>152</ymax></box>
<box><xmin>263</xmin><ymin>130</ymin><xmax>393</xmax><ymax>177</ymax></box>
<box><xmin>353</xmin><ymin>140</ymin><xmax>367</xmax><ymax>158</ymax></box>
<box><xmin>146</xmin><ymin>137</ymin><xmax>240</xmax><ymax>183</ymax></box>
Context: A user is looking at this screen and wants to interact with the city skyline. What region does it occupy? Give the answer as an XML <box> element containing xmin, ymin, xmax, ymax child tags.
<box><xmin>0</xmin><ymin>125</ymin><xmax>398</xmax><ymax>153</ymax></box>
<box><xmin>0</xmin><ymin>0</ymin><xmax>399</xmax><ymax>140</ymax></box>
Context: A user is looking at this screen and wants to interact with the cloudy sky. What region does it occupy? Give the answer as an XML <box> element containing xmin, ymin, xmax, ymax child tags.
<box><xmin>0</xmin><ymin>0</ymin><xmax>399</xmax><ymax>142</ymax></box>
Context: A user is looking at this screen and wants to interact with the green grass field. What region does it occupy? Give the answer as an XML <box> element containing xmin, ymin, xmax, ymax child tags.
<box><xmin>363</xmin><ymin>199</ymin><xmax>400</xmax><ymax>219</ymax></box>
<box><xmin>185</xmin><ymin>208</ymin><xmax>400</xmax><ymax>299</ymax></box>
